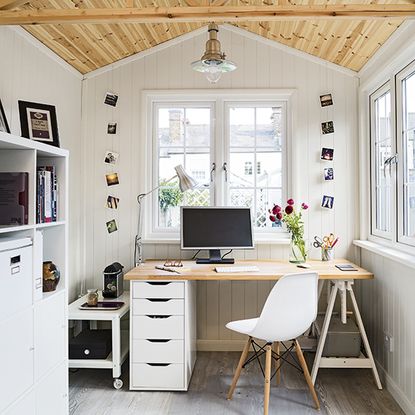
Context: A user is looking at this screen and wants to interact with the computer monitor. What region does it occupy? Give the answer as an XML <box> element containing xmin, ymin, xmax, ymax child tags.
<box><xmin>181</xmin><ymin>207</ymin><xmax>254</xmax><ymax>264</ymax></box>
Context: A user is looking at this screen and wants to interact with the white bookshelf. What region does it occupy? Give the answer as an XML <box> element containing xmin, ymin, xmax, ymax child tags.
<box><xmin>0</xmin><ymin>132</ymin><xmax>69</xmax><ymax>415</ymax></box>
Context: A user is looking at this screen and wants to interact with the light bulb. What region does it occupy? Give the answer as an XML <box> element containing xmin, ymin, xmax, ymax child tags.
<box><xmin>205</xmin><ymin>66</ymin><xmax>222</xmax><ymax>83</ymax></box>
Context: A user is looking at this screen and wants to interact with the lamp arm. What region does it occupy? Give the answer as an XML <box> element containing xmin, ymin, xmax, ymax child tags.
<box><xmin>134</xmin><ymin>173</ymin><xmax>177</xmax><ymax>266</ymax></box>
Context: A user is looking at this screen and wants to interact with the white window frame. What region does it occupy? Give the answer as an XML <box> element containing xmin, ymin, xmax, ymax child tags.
<box><xmin>366</xmin><ymin>60</ymin><xmax>415</xmax><ymax>254</ymax></box>
<box><xmin>369</xmin><ymin>82</ymin><xmax>394</xmax><ymax>240</ymax></box>
<box><xmin>141</xmin><ymin>89</ymin><xmax>295</xmax><ymax>242</ymax></box>
<box><xmin>396</xmin><ymin>61</ymin><xmax>415</xmax><ymax>247</ymax></box>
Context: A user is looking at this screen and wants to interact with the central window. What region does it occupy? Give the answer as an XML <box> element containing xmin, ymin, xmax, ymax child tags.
<box><xmin>148</xmin><ymin>91</ymin><xmax>290</xmax><ymax>240</ymax></box>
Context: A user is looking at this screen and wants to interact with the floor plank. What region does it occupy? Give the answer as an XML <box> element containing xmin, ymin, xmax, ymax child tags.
<box><xmin>69</xmin><ymin>352</ymin><xmax>404</xmax><ymax>415</ymax></box>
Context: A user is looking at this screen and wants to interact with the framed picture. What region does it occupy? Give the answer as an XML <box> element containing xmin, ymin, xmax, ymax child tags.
<box><xmin>107</xmin><ymin>122</ymin><xmax>117</xmax><ymax>134</ymax></box>
<box><xmin>107</xmin><ymin>196</ymin><xmax>119</xmax><ymax>209</ymax></box>
<box><xmin>324</xmin><ymin>167</ymin><xmax>334</xmax><ymax>181</ymax></box>
<box><xmin>106</xmin><ymin>172</ymin><xmax>119</xmax><ymax>186</ymax></box>
<box><xmin>0</xmin><ymin>99</ymin><xmax>10</xmax><ymax>133</ymax></box>
<box><xmin>321</xmin><ymin>121</ymin><xmax>334</xmax><ymax>135</ymax></box>
<box><xmin>18</xmin><ymin>101</ymin><xmax>59</xmax><ymax>147</ymax></box>
<box><xmin>320</xmin><ymin>94</ymin><xmax>333</xmax><ymax>107</ymax></box>
<box><xmin>321</xmin><ymin>147</ymin><xmax>334</xmax><ymax>161</ymax></box>
<box><xmin>104</xmin><ymin>92</ymin><xmax>118</xmax><ymax>107</ymax></box>
<box><xmin>104</xmin><ymin>151</ymin><xmax>119</xmax><ymax>165</ymax></box>
<box><xmin>106</xmin><ymin>219</ymin><xmax>118</xmax><ymax>234</ymax></box>
<box><xmin>322</xmin><ymin>195</ymin><xmax>334</xmax><ymax>209</ymax></box>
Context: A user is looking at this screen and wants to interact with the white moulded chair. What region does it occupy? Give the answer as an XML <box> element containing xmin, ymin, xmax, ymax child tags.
<box><xmin>226</xmin><ymin>272</ymin><xmax>320</xmax><ymax>415</ymax></box>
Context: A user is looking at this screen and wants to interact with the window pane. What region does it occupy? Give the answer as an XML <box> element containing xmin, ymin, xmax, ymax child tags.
<box><xmin>158</xmin><ymin>108</ymin><xmax>184</xmax><ymax>146</ymax></box>
<box><xmin>156</xmin><ymin>106</ymin><xmax>211</xmax><ymax>229</ymax></box>
<box><xmin>230</xmin><ymin>151</ymin><xmax>254</xmax><ymax>187</ymax></box>
<box><xmin>185</xmin><ymin>108</ymin><xmax>211</xmax><ymax>146</ymax></box>
<box><xmin>403</xmin><ymin>71</ymin><xmax>415</xmax><ymax>237</ymax></box>
<box><xmin>371</xmin><ymin>89</ymin><xmax>392</xmax><ymax>235</ymax></box>
<box><xmin>228</xmin><ymin>103</ymin><xmax>284</xmax><ymax>230</ymax></box>
<box><xmin>256</xmin><ymin>107</ymin><xmax>282</xmax><ymax>148</ymax></box>
<box><xmin>230</xmin><ymin>107</ymin><xmax>255</xmax><ymax>147</ymax></box>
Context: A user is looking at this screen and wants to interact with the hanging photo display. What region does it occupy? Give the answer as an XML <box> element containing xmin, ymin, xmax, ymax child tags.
<box><xmin>107</xmin><ymin>196</ymin><xmax>119</xmax><ymax>209</ymax></box>
<box><xmin>106</xmin><ymin>219</ymin><xmax>118</xmax><ymax>233</ymax></box>
<box><xmin>322</xmin><ymin>195</ymin><xmax>334</xmax><ymax>209</ymax></box>
<box><xmin>321</xmin><ymin>121</ymin><xmax>334</xmax><ymax>135</ymax></box>
<box><xmin>320</xmin><ymin>94</ymin><xmax>333</xmax><ymax>107</ymax></box>
<box><xmin>106</xmin><ymin>172</ymin><xmax>119</xmax><ymax>186</ymax></box>
<box><xmin>321</xmin><ymin>147</ymin><xmax>334</xmax><ymax>161</ymax></box>
<box><xmin>104</xmin><ymin>92</ymin><xmax>118</xmax><ymax>107</ymax></box>
<box><xmin>107</xmin><ymin>122</ymin><xmax>117</xmax><ymax>134</ymax></box>
<box><xmin>324</xmin><ymin>167</ymin><xmax>334</xmax><ymax>181</ymax></box>
<box><xmin>104</xmin><ymin>151</ymin><xmax>119</xmax><ymax>165</ymax></box>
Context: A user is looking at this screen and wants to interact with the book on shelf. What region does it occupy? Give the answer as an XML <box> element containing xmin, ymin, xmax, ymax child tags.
<box><xmin>37</xmin><ymin>166</ymin><xmax>58</xmax><ymax>224</ymax></box>
<box><xmin>0</xmin><ymin>172</ymin><xmax>29</xmax><ymax>226</ymax></box>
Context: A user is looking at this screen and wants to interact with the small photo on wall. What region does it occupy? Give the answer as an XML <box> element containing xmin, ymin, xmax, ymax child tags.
<box><xmin>106</xmin><ymin>172</ymin><xmax>119</xmax><ymax>186</ymax></box>
<box><xmin>324</xmin><ymin>167</ymin><xmax>334</xmax><ymax>181</ymax></box>
<box><xmin>320</xmin><ymin>94</ymin><xmax>333</xmax><ymax>107</ymax></box>
<box><xmin>106</xmin><ymin>219</ymin><xmax>118</xmax><ymax>234</ymax></box>
<box><xmin>107</xmin><ymin>196</ymin><xmax>119</xmax><ymax>209</ymax></box>
<box><xmin>321</xmin><ymin>147</ymin><xmax>334</xmax><ymax>161</ymax></box>
<box><xmin>321</xmin><ymin>121</ymin><xmax>334</xmax><ymax>135</ymax></box>
<box><xmin>104</xmin><ymin>150</ymin><xmax>119</xmax><ymax>165</ymax></box>
<box><xmin>104</xmin><ymin>92</ymin><xmax>118</xmax><ymax>107</ymax></box>
<box><xmin>107</xmin><ymin>122</ymin><xmax>117</xmax><ymax>134</ymax></box>
<box><xmin>322</xmin><ymin>195</ymin><xmax>334</xmax><ymax>209</ymax></box>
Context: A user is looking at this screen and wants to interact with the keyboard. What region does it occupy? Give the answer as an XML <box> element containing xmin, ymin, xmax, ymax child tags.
<box><xmin>215</xmin><ymin>265</ymin><xmax>260</xmax><ymax>273</ymax></box>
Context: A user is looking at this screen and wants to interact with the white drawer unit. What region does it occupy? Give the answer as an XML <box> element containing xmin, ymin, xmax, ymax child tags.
<box><xmin>132</xmin><ymin>281</ymin><xmax>184</xmax><ymax>299</ymax></box>
<box><xmin>132</xmin><ymin>315</ymin><xmax>184</xmax><ymax>339</ymax></box>
<box><xmin>132</xmin><ymin>363</ymin><xmax>184</xmax><ymax>389</ymax></box>
<box><xmin>132</xmin><ymin>339</ymin><xmax>183</xmax><ymax>363</ymax></box>
<box><xmin>130</xmin><ymin>280</ymin><xmax>196</xmax><ymax>391</ymax></box>
<box><xmin>0</xmin><ymin>237</ymin><xmax>33</xmax><ymax>321</ymax></box>
<box><xmin>132</xmin><ymin>298</ymin><xmax>184</xmax><ymax>315</ymax></box>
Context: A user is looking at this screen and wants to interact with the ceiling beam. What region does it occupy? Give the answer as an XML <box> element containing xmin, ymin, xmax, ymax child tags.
<box><xmin>0</xmin><ymin>0</ymin><xmax>29</xmax><ymax>10</ymax></box>
<box><xmin>0</xmin><ymin>4</ymin><xmax>414</xmax><ymax>25</ymax></box>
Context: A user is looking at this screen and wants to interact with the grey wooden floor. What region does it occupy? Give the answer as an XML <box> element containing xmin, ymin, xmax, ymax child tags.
<box><xmin>69</xmin><ymin>352</ymin><xmax>404</xmax><ymax>415</ymax></box>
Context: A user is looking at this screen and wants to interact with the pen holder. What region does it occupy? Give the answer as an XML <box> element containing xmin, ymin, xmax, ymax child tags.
<box><xmin>321</xmin><ymin>247</ymin><xmax>333</xmax><ymax>261</ymax></box>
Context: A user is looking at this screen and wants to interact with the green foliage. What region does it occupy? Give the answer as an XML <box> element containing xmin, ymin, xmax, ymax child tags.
<box><xmin>283</xmin><ymin>209</ymin><xmax>307</xmax><ymax>261</ymax></box>
<box><xmin>159</xmin><ymin>181</ymin><xmax>183</xmax><ymax>213</ymax></box>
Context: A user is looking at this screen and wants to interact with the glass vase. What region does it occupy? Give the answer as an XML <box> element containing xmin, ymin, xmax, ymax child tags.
<box><xmin>289</xmin><ymin>236</ymin><xmax>307</xmax><ymax>264</ymax></box>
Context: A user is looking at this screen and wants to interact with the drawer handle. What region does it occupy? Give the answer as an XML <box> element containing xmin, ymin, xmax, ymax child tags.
<box><xmin>147</xmin><ymin>298</ymin><xmax>171</xmax><ymax>302</ymax></box>
<box><xmin>146</xmin><ymin>339</ymin><xmax>171</xmax><ymax>343</ymax></box>
<box><xmin>147</xmin><ymin>363</ymin><xmax>171</xmax><ymax>367</ymax></box>
<box><xmin>147</xmin><ymin>282</ymin><xmax>171</xmax><ymax>286</ymax></box>
<box><xmin>146</xmin><ymin>315</ymin><xmax>171</xmax><ymax>319</ymax></box>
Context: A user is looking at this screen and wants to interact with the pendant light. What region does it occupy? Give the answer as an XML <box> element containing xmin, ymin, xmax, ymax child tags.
<box><xmin>191</xmin><ymin>23</ymin><xmax>237</xmax><ymax>83</ymax></box>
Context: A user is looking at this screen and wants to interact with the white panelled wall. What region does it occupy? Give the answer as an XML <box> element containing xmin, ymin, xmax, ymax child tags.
<box><xmin>81</xmin><ymin>25</ymin><xmax>359</xmax><ymax>348</ymax></box>
<box><xmin>0</xmin><ymin>27</ymin><xmax>82</xmax><ymax>301</ymax></box>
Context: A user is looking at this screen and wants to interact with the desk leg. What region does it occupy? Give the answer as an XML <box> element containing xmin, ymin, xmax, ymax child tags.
<box><xmin>311</xmin><ymin>281</ymin><xmax>338</xmax><ymax>384</ymax></box>
<box><xmin>347</xmin><ymin>281</ymin><xmax>382</xmax><ymax>390</ymax></box>
<box><xmin>311</xmin><ymin>280</ymin><xmax>325</xmax><ymax>337</ymax></box>
<box><xmin>112</xmin><ymin>316</ymin><xmax>121</xmax><ymax>379</ymax></box>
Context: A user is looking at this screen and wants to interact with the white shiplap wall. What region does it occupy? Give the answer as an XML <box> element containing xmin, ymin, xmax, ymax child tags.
<box><xmin>0</xmin><ymin>27</ymin><xmax>83</xmax><ymax>301</ymax></box>
<box><xmin>81</xmin><ymin>25</ymin><xmax>359</xmax><ymax>346</ymax></box>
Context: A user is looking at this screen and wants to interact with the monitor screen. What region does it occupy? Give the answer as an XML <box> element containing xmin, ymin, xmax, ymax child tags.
<box><xmin>181</xmin><ymin>207</ymin><xmax>254</xmax><ymax>249</ymax></box>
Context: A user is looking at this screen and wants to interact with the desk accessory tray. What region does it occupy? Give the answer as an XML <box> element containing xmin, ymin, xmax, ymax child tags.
<box><xmin>79</xmin><ymin>301</ymin><xmax>124</xmax><ymax>310</ymax></box>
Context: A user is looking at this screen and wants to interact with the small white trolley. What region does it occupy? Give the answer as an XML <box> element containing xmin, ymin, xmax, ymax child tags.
<box><xmin>68</xmin><ymin>292</ymin><xmax>130</xmax><ymax>389</ymax></box>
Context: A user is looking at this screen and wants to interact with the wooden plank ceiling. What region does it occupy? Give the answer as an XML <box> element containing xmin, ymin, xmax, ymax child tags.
<box><xmin>13</xmin><ymin>0</ymin><xmax>407</xmax><ymax>74</ymax></box>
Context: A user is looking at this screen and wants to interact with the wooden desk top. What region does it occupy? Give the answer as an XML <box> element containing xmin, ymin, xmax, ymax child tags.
<box><xmin>125</xmin><ymin>259</ymin><xmax>373</xmax><ymax>281</ymax></box>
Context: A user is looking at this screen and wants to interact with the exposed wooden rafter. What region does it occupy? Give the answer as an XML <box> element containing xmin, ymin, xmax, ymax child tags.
<box><xmin>0</xmin><ymin>4</ymin><xmax>414</xmax><ymax>25</ymax></box>
<box><xmin>0</xmin><ymin>0</ymin><xmax>29</xmax><ymax>10</ymax></box>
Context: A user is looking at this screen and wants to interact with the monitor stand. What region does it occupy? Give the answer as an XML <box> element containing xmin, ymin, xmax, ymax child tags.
<box><xmin>195</xmin><ymin>249</ymin><xmax>235</xmax><ymax>264</ymax></box>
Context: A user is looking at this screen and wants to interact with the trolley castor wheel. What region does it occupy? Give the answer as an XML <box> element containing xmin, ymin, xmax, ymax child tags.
<box><xmin>113</xmin><ymin>378</ymin><xmax>123</xmax><ymax>389</ymax></box>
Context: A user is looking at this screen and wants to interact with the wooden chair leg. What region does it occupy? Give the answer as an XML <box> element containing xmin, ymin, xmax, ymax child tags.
<box><xmin>264</xmin><ymin>344</ymin><xmax>272</xmax><ymax>415</ymax></box>
<box><xmin>274</xmin><ymin>341</ymin><xmax>281</xmax><ymax>386</ymax></box>
<box><xmin>227</xmin><ymin>336</ymin><xmax>251</xmax><ymax>400</ymax></box>
<box><xmin>295</xmin><ymin>339</ymin><xmax>320</xmax><ymax>410</ymax></box>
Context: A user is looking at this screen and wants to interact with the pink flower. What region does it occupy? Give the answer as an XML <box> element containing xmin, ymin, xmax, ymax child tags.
<box><xmin>285</xmin><ymin>205</ymin><xmax>294</xmax><ymax>214</ymax></box>
<box><xmin>301</xmin><ymin>203</ymin><xmax>309</xmax><ymax>210</ymax></box>
<box><xmin>272</xmin><ymin>205</ymin><xmax>281</xmax><ymax>214</ymax></box>
<box><xmin>287</xmin><ymin>198</ymin><xmax>295</xmax><ymax>205</ymax></box>
<box><xmin>269</xmin><ymin>215</ymin><xmax>276</xmax><ymax>222</ymax></box>
<box><xmin>276</xmin><ymin>212</ymin><xmax>282</xmax><ymax>220</ymax></box>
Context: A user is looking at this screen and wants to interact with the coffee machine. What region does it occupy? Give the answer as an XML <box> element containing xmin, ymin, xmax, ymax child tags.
<box><xmin>102</xmin><ymin>262</ymin><xmax>124</xmax><ymax>298</ymax></box>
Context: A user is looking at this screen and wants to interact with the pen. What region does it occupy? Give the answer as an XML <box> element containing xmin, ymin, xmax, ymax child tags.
<box><xmin>155</xmin><ymin>265</ymin><xmax>181</xmax><ymax>274</ymax></box>
<box><xmin>331</xmin><ymin>237</ymin><xmax>339</xmax><ymax>248</ymax></box>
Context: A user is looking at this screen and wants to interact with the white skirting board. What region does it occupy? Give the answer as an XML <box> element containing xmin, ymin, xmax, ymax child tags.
<box><xmin>376</xmin><ymin>359</ymin><xmax>415</xmax><ymax>415</ymax></box>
